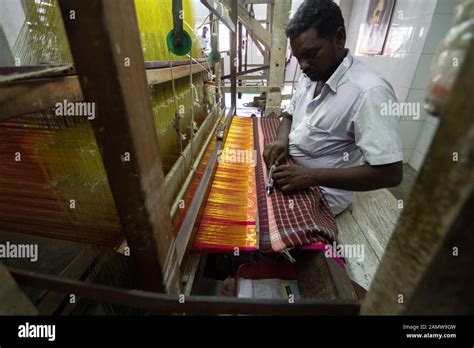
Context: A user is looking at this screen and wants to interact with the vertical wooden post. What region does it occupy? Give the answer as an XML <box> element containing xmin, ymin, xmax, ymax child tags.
<box><xmin>361</xmin><ymin>44</ymin><xmax>474</xmax><ymax>314</ymax></box>
<box><xmin>265</xmin><ymin>0</ymin><xmax>291</xmax><ymax>116</ymax></box>
<box><xmin>58</xmin><ymin>0</ymin><xmax>180</xmax><ymax>294</ymax></box>
<box><xmin>238</xmin><ymin>21</ymin><xmax>243</xmax><ymax>99</ymax></box>
<box><xmin>230</xmin><ymin>0</ymin><xmax>238</xmax><ymax>111</ymax></box>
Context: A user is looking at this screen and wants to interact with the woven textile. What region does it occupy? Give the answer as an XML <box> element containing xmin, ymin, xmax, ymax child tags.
<box><xmin>254</xmin><ymin>117</ymin><xmax>338</xmax><ymax>253</ymax></box>
<box><xmin>193</xmin><ymin>116</ymin><xmax>258</xmax><ymax>250</ymax></box>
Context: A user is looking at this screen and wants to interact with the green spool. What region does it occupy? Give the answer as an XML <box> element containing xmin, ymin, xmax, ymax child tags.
<box><xmin>166</xmin><ymin>29</ymin><xmax>192</xmax><ymax>56</ymax></box>
<box><xmin>208</xmin><ymin>50</ymin><xmax>221</xmax><ymax>65</ymax></box>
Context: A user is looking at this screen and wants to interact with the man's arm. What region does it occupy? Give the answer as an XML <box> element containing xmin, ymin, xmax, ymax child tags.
<box><xmin>275</xmin><ymin>112</ymin><xmax>293</xmax><ymax>142</ymax></box>
<box><xmin>273</xmin><ymin>161</ymin><xmax>403</xmax><ymax>192</ymax></box>
<box><xmin>262</xmin><ymin>112</ymin><xmax>293</xmax><ymax>167</ymax></box>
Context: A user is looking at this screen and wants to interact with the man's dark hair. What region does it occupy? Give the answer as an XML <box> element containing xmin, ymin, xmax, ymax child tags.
<box><xmin>286</xmin><ymin>0</ymin><xmax>345</xmax><ymax>40</ymax></box>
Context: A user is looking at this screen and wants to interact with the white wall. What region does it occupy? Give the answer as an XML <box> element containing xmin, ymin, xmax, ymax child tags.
<box><xmin>346</xmin><ymin>0</ymin><xmax>460</xmax><ymax>170</ymax></box>
<box><xmin>407</xmin><ymin>0</ymin><xmax>461</xmax><ymax>171</ymax></box>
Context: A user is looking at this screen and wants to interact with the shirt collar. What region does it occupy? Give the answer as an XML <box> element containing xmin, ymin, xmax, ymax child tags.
<box><xmin>325</xmin><ymin>49</ymin><xmax>353</xmax><ymax>93</ymax></box>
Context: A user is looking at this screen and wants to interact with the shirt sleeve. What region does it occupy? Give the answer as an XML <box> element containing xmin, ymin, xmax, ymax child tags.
<box><xmin>353</xmin><ymin>86</ymin><xmax>404</xmax><ymax>166</ymax></box>
<box><xmin>284</xmin><ymin>90</ymin><xmax>297</xmax><ymax>116</ymax></box>
<box><xmin>284</xmin><ymin>74</ymin><xmax>304</xmax><ymax>116</ymax></box>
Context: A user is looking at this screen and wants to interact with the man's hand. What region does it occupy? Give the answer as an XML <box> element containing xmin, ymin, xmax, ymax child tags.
<box><xmin>272</xmin><ymin>165</ymin><xmax>316</xmax><ymax>192</ymax></box>
<box><xmin>263</xmin><ymin>140</ymin><xmax>288</xmax><ymax>168</ymax></box>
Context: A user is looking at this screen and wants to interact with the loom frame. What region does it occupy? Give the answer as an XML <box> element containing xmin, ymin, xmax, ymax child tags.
<box><xmin>1</xmin><ymin>0</ymin><xmax>473</xmax><ymax>316</ymax></box>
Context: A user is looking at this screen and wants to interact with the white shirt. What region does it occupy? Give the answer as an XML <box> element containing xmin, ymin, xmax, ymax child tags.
<box><xmin>286</xmin><ymin>50</ymin><xmax>403</xmax><ymax>215</ymax></box>
<box><xmin>198</xmin><ymin>35</ymin><xmax>210</xmax><ymax>53</ymax></box>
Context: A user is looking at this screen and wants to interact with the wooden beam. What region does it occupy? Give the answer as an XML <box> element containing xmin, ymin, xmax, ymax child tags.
<box><xmin>238</xmin><ymin>21</ymin><xmax>243</xmax><ymax>98</ymax></box>
<box><xmin>238</xmin><ymin>75</ymin><xmax>268</xmax><ymax>80</ymax></box>
<box><xmin>0</xmin><ymin>63</ymin><xmax>208</xmax><ymax>121</ymax></box>
<box><xmin>0</xmin><ymin>263</ymin><xmax>38</xmax><ymax>315</ymax></box>
<box><xmin>230</xmin><ymin>0</ymin><xmax>238</xmax><ymax>110</ymax></box>
<box><xmin>146</xmin><ymin>63</ymin><xmax>208</xmax><ymax>86</ymax></box>
<box><xmin>36</xmin><ymin>249</ymin><xmax>98</xmax><ymax>315</ymax></box>
<box><xmin>222</xmin><ymin>0</ymin><xmax>271</xmax><ymax>48</ymax></box>
<box><xmin>295</xmin><ymin>250</ymin><xmax>358</xmax><ymax>300</ymax></box>
<box><xmin>221</xmin><ymin>64</ymin><xmax>269</xmax><ymax>79</ymax></box>
<box><xmin>361</xmin><ymin>44</ymin><xmax>474</xmax><ymax>315</ymax></box>
<box><xmin>0</xmin><ymin>76</ymin><xmax>82</xmax><ymax>122</ymax></box>
<box><xmin>405</xmin><ymin>190</ymin><xmax>474</xmax><ymax>314</ymax></box>
<box><xmin>222</xmin><ymin>86</ymin><xmax>267</xmax><ymax>93</ymax></box>
<box><xmin>58</xmin><ymin>0</ymin><xmax>179</xmax><ymax>293</ymax></box>
<box><xmin>265</xmin><ymin>0</ymin><xmax>291</xmax><ymax>115</ymax></box>
<box><xmin>9</xmin><ymin>266</ymin><xmax>361</xmax><ymax>315</ymax></box>
<box><xmin>200</xmin><ymin>0</ymin><xmax>236</xmax><ymax>33</ymax></box>
<box><xmin>243</xmin><ymin>0</ymin><xmax>274</xmax><ymax>4</ymax></box>
<box><xmin>247</xmin><ymin>30</ymin><xmax>267</xmax><ymax>57</ymax></box>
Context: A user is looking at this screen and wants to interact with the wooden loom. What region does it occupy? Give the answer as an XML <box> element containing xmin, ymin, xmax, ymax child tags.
<box><xmin>1</xmin><ymin>0</ymin><xmax>473</xmax><ymax>316</ymax></box>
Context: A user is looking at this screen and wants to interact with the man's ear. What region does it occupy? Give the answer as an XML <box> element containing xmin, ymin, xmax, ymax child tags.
<box><xmin>334</xmin><ymin>26</ymin><xmax>346</xmax><ymax>49</ymax></box>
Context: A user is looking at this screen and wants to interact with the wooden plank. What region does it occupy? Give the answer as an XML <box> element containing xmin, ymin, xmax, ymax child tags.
<box><xmin>242</xmin><ymin>0</ymin><xmax>275</xmax><ymax>4</ymax></box>
<box><xmin>0</xmin><ymin>263</ymin><xmax>38</xmax><ymax>315</ymax></box>
<box><xmin>0</xmin><ymin>76</ymin><xmax>82</xmax><ymax>122</ymax></box>
<box><xmin>58</xmin><ymin>0</ymin><xmax>179</xmax><ymax>293</ymax></box>
<box><xmin>182</xmin><ymin>252</ymin><xmax>202</xmax><ymax>296</ymax></box>
<box><xmin>9</xmin><ymin>266</ymin><xmax>360</xmax><ymax>315</ymax></box>
<box><xmin>336</xmin><ymin>208</ymin><xmax>381</xmax><ymax>290</ymax></box>
<box><xmin>295</xmin><ymin>250</ymin><xmax>338</xmax><ymax>300</ymax></box>
<box><xmin>36</xmin><ymin>248</ymin><xmax>98</xmax><ymax>315</ymax></box>
<box><xmin>0</xmin><ymin>64</ymin><xmax>207</xmax><ymax>121</ymax></box>
<box><xmin>361</xmin><ymin>43</ymin><xmax>474</xmax><ymax>315</ymax></box>
<box><xmin>146</xmin><ymin>63</ymin><xmax>208</xmax><ymax>85</ymax></box>
<box><xmin>238</xmin><ymin>75</ymin><xmax>268</xmax><ymax>80</ymax></box>
<box><xmin>0</xmin><ymin>59</ymin><xmax>208</xmax><ymax>78</ymax></box>
<box><xmin>350</xmin><ymin>190</ymin><xmax>400</xmax><ymax>258</ymax></box>
<box><xmin>326</xmin><ymin>257</ymin><xmax>359</xmax><ymax>300</ymax></box>
<box><xmin>222</xmin><ymin>86</ymin><xmax>268</xmax><ymax>93</ymax></box>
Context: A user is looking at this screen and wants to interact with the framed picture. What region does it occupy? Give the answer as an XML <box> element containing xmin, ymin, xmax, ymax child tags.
<box><xmin>355</xmin><ymin>0</ymin><xmax>396</xmax><ymax>56</ymax></box>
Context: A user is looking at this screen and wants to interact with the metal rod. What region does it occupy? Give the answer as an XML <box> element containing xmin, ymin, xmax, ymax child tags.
<box><xmin>221</xmin><ymin>64</ymin><xmax>270</xmax><ymax>80</ymax></box>
<box><xmin>172</xmin><ymin>0</ymin><xmax>184</xmax><ymax>48</ymax></box>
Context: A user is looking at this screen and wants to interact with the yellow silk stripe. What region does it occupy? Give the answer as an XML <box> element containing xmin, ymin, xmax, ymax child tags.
<box><xmin>194</xmin><ymin>117</ymin><xmax>257</xmax><ymax>249</ymax></box>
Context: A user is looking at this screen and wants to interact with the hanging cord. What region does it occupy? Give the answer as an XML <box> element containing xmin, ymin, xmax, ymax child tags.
<box><xmin>196</xmin><ymin>12</ymin><xmax>219</xmax><ymax>29</ymax></box>
<box><xmin>186</xmin><ymin>54</ymin><xmax>213</xmax><ymax>80</ymax></box>
<box><xmin>189</xmin><ymin>54</ymin><xmax>195</xmax><ymax>166</ymax></box>
<box><xmin>168</xmin><ymin>50</ymin><xmax>184</xmax><ymax>154</ymax></box>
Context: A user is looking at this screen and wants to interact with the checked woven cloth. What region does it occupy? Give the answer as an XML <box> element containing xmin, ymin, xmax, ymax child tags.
<box><xmin>254</xmin><ymin>117</ymin><xmax>338</xmax><ymax>253</ymax></box>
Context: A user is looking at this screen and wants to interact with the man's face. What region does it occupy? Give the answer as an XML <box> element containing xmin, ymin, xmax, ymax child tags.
<box><xmin>290</xmin><ymin>26</ymin><xmax>341</xmax><ymax>82</ymax></box>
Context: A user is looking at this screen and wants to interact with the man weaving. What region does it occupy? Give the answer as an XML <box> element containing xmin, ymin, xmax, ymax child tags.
<box><xmin>264</xmin><ymin>0</ymin><xmax>403</xmax><ymax>216</ymax></box>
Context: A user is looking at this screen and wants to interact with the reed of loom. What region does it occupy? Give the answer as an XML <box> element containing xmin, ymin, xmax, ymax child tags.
<box><xmin>0</xmin><ymin>0</ymin><xmax>217</xmax><ymax>249</ymax></box>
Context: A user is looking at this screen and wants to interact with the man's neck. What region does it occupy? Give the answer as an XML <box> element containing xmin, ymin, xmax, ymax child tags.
<box><xmin>322</xmin><ymin>48</ymin><xmax>349</xmax><ymax>83</ymax></box>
